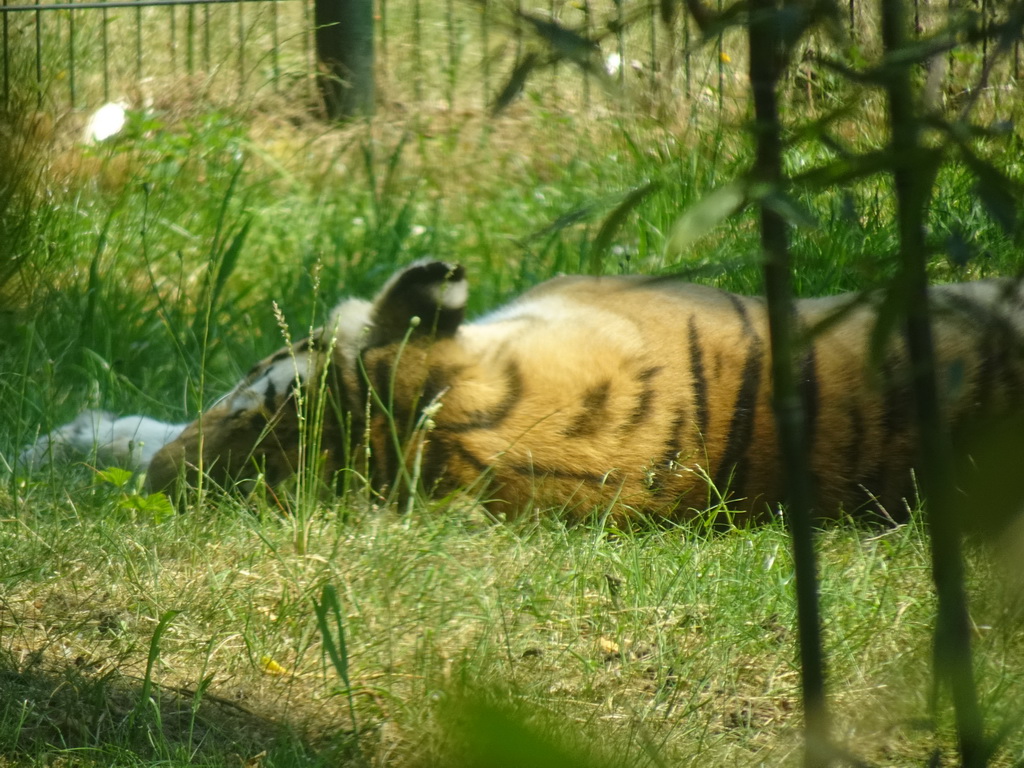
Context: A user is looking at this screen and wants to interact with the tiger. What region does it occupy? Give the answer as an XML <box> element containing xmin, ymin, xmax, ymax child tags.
<box><xmin>133</xmin><ymin>259</ymin><xmax>1024</xmax><ymax>524</ymax></box>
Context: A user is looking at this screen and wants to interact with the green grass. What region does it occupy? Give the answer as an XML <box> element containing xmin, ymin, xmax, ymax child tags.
<box><xmin>4</xmin><ymin>491</ymin><xmax>1024</xmax><ymax>766</ymax></box>
<box><xmin>3</xmin><ymin>19</ymin><xmax>1024</xmax><ymax>763</ymax></box>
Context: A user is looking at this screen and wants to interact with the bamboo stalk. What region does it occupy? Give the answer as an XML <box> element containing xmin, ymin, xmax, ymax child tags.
<box><xmin>747</xmin><ymin>2</ymin><xmax>830</xmax><ymax>765</ymax></box>
<box><xmin>879</xmin><ymin>0</ymin><xmax>984</xmax><ymax>764</ymax></box>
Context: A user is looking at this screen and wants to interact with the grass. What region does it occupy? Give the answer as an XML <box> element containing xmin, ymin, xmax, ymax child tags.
<box><xmin>4</xmin><ymin>493</ymin><xmax>1024</xmax><ymax>766</ymax></box>
<box><xmin>3</xmin><ymin>3</ymin><xmax>1024</xmax><ymax>763</ymax></box>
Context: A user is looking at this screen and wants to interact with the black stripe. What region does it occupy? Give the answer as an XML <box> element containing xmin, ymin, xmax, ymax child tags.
<box><xmin>713</xmin><ymin>335</ymin><xmax>764</xmax><ymax>496</ymax></box>
<box><xmin>419</xmin><ymin>435</ymin><xmax>452</xmax><ymax>491</ymax></box>
<box><xmin>799</xmin><ymin>341</ymin><xmax>819</xmax><ymax>449</ymax></box>
<box><xmin>354</xmin><ymin>352</ymin><xmax>372</xmax><ymax>419</ymax></box>
<box><xmin>446</xmin><ymin>440</ymin><xmax>609</xmax><ymax>486</ymax></box>
<box><xmin>421</xmin><ymin>365</ymin><xmax>459</xmax><ymax>408</ymax></box>
<box><xmin>502</xmin><ymin>461</ymin><xmax>611</xmax><ymax>485</ymax></box>
<box><xmin>943</xmin><ymin>292</ymin><xmax>1024</xmax><ymax>410</ymax></box>
<box><xmin>859</xmin><ymin>353</ymin><xmax>912</xmax><ymax>502</ymax></box>
<box><xmin>726</xmin><ymin>292</ymin><xmax>756</xmax><ymax>336</ymax></box>
<box><xmin>369</xmin><ymin>357</ymin><xmax>403</xmax><ymax>490</ymax></box>
<box><xmin>268</xmin><ymin>348</ymin><xmax>292</xmax><ymax>365</ymax></box>
<box><xmin>651</xmin><ymin>405</ymin><xmax>690</xmax><ymax>496</ymax></box>
<box><xmin>880</xmin><ymin>354</ymin><xmax>911</xmax><ymax>440</ymax></box>
<box><xmin>371</xmin><ymin>357</ymin><xmax>393</xmax><ymax>404</ymax></box>
<box><xmin>620</xmin><ymin>366</ymin><xmax>662</xmax><ymax>433</ymax></box>
<box><xmin>447</xmin><ymin>440</ymin><xmax>491</xmax><ymax>473</ymax></box>
<box><xmin>562</xmin><ymin>381</ymin><xmax>612</xmax><ymax>438</ymax></box>
<box><xmin>844</xmin><ymin>403</ymin><xmax>864</xmax><ymax>482</ymax></box>
<box><xmin>943</xmin><ymin>294</ymin><xmax>997</xmax><ymax>408</ymax></box>
<box><xmin>435</xmin><ymin>360</ymin><xmax>524</xmax><ymax>433</ymax></box>
<box><xmin>261</xmin><ymin>377</ymin><xmax>279</xmax><ymax>413</ymax></box>
<box><xmin>687</xmin><ymin>317</ymin><xmax>709</xmax><ymax>438</ymax></box>
<box><xmin>324</xmin><ymin>357</ymin><xmax>354</xmax><ymax>473</ymax></box>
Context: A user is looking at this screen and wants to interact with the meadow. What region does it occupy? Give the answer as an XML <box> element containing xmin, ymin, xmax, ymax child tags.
<box><xmin>3</xmin><ymin>3</ymin><xmax>1024</xmax><ymax>764</ymax></box>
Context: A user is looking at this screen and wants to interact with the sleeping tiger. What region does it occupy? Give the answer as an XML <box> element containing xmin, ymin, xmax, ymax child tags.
<box><xmin>137</xmin><ymin>259</ymin><xmax>1024</xmax><ymax>523</ymax></box>
<box><xmin>22</xmin><ymin>260</ymin><xmax>1024</xmax><ymax>523</ymax></box>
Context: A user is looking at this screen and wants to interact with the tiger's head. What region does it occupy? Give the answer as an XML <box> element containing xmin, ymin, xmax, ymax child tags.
<box><xmin>145</xmin><ymin>259</ymin><xmax>468</xmax><ymax>502</ymax></box>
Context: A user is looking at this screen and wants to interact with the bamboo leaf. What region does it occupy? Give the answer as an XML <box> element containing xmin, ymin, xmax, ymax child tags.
<box><xmin>963</xmin><ymin>151</ymin><xmax>1019</xmax><ymax>235</ymax></box>
<box><xmin>660</xmin><ymin>0</ymin><xmax>679</xmax><ymax>25</ymax></box>
<box><xmin>664</xmin><ymin>180</ymin><xmax>748</xmax><ymax>261</ymax></box>
<box><xmin>790</xmin><ymin>148</ymin><xmax>899</xmax><ymax>189</ymax></box>
<box><xmin>589</xmin><ymin>181</ymin><xmax>661</xmax><ymax>275</ymax></box>
<box><xmin>518</xmin><ymin>13</ymin><xmax>599</xmax><ymax>67</ymax></box>
<box><xmin>491</xmin><ymin>52</ymin><xmax>539</xmax><ymax>115</ymax></box>
<box><xmin>758</xmin><ymin>188</ymin><xmax>818</xmax><ymax>230</ymax></box>
<box><xmin>945</xmin><ymin>231</ymin><xmax>974</xmax><ymax>268</ymax></box>
<box><xmin>683</xmin><ymin>0</ymin><xmax>747</xmax><ymax>39</ymax></box>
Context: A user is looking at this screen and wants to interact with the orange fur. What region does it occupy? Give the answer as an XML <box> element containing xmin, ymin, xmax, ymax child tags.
<box><xmin>145</xmin><ymin>262</ymin><xmax>1024</xmax><ymax>522</ymax></box>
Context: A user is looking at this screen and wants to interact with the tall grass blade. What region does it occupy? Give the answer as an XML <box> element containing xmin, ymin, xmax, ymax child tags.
<box><xmin>209</xmin><ymin>218</ymin><xmax>251</xmax><ymax>320</ymax></box>
<box><xmin>313</xmin><ymin>583</ymin><xmax>361</xmax><ymax>747</ymax></box>
<box><xmin>130</xmin><ymin>609</ymin><xmax>181</xmax><ymax>733</ymax></box>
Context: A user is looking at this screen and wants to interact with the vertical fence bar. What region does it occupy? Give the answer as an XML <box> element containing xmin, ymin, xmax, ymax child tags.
<box><xmin>186</xmin><ymin>3</ymin><xmax>194</xmax><ymax>76</ymax></box>
<box><xmin>581</xmin><ymin>0</ymin><xmax>589</xmax><ymax>107</ymax></box>
<box><xmin>648</xmin><ymin>0</ymin><xmax>656</xmax><ymax>92</ymax></box>
<box><xmin>170</xmin><ymin>3</ymin><xmax>176</xmax><ymax>71</ymax></box>
<box><xmin>237</xmin><ymin>0</ymin><xmax>244</xmax><ymax>94</ymax></box>
<box><xmin>981</xmin><ymin>0</ymin><xmax>988</xmax><ymax>70</ymax></box>
<box><xmin>68</xmin><ymin>4</ymin><xmax>75</xmax><ymax>107</ymax></box>
<box><xmin>203</xmin><ymin>2</ymin><xmax>210</xmax><ymax>73</ymax></box>
<box><xmin>716</xmin><ymin>0</ymin><xmax>723</xmax><ymax>115</ymax></box>
<box><xmin>683</xmin><ymin>1</ymin><xmax>690</xmax><ymax>99</ymax></box>
<box><xmin>271</xmin><ymin>0</ymin><xmax>279</xmax><ymax>91</ymax></box>
<box><xmin>480</xmin><ymin>0</ymin><xmax>488</xmax><ymax>108</ymax></box>
<box><xmin>101</xmin><ymin>3</ymin><xmax>109</xmax><ymax>101</ymax></box>
<box><xmin>413</xmin><ymin>0</ymin><xmax>421</xmax><ymax>102</ymax></box>
<box><xmin>303</xmin><ymin>0</ymin><xmax>312</xmax><ymax>104</ymax></box>
<box><xmin>548</xmin><ymin>0</ymin><xmax>556</xmax><ymax>102</ymax></box>
<box><xmin>2</xmin><ymin>0</ymin><xmax>8</xmax><ymax>110</ymax></box>
<box><xmin>135</xmin><ymin>1</ymin><xmax>142</xmax><ymax>81</ymax></box>
<box><xmin>34</xmin><ymin>0</ymin><xmax>41</xmax><ymax>107</ymax></box>
<box><xmin>379</xmin><ymin>0</ymin><xmax>387</xmax><ymax>82</ymax></box>
<box><xmin>514</xmin><ymin>0</ymin><xmax>522</xmax><ymax>74</ymax></box>
<box><xmin>616</xmin><ymin>0</ymin><xmax>624</xmax><ymax>87</ymax></box>
<box><xmin>446</xmin><ymin>0</ymin><xmax>454</xmax><ymax>111</ymax></box>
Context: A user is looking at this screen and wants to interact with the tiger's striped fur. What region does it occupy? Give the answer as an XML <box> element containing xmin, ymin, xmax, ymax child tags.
<box><xmin>144</xmin><ymin>260</ymin><xmax>1024</xmax><ymax>522</ymax></box>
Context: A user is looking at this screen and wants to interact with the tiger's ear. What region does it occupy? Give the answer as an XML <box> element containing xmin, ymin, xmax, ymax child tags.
<box><xmin>368</xmin><ymin>260</ymin><xmax>468</xmax><ymax>346</ymax></box>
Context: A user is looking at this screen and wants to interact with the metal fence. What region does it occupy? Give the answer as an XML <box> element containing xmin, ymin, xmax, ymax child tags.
<box><xmin>0</xmin><ymin>0</ymin><xmax>1019</xmax><ymax>117</ymax></box>
<box><xmin>1</xmin><ymin>0</ymin><xmax>311</xmax><ymax>111</ymax></box>
<box><xmin>0</xmin><ymin>0</ymin><xmax>725</xmax><ymax>116</ymax></box>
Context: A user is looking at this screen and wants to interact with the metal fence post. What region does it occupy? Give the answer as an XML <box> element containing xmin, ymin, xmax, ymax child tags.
<box><xmin>315</xmin><ymin>0</ymin><xmax>373</xmax><ymax>119</ymax></box>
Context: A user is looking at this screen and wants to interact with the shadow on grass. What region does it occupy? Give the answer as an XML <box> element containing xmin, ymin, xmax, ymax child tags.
<box><xmin>0</xmin><ymin>653</ymin><xmax>356</xmax><ymax>767</ymax></box>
